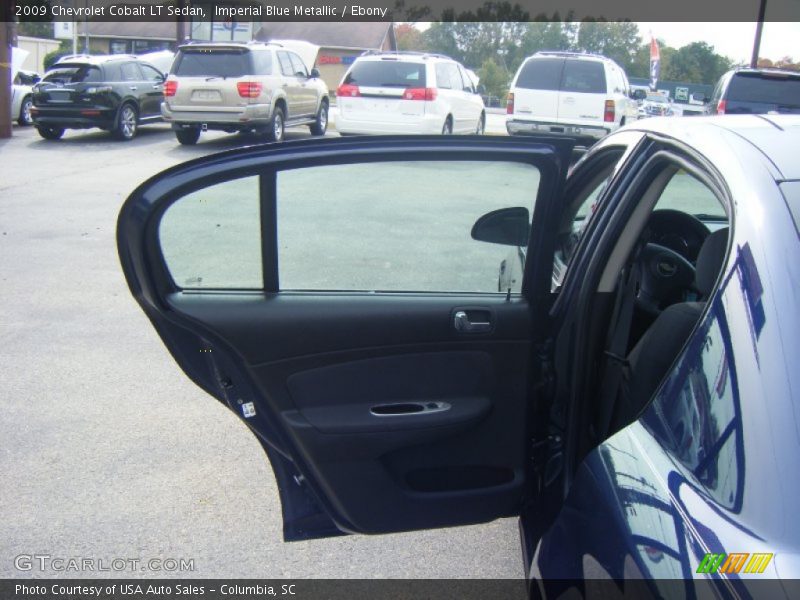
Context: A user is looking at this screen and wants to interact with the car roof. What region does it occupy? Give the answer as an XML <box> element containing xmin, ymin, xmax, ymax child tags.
<box><xmin>730</xmin><ymin>67</ymin><xmax>800</xmax><ymax>80</ymax></box>
<box><xmin>177</xmin><ymin>41</ymin><xmax>281</xmax><ymax>51</ymax></box>
<box><xmin>356</xmin><ymin>51</ymin><xmax>455</xmax><ymax>63</ymax></box>
<box><xmin>531</xmin><ymin>51</ymin><xmax>611</xmax><ymax>63</ymax></box>
<box><xmin>631</xmin><ymin>115</ymin><xmax>800</xmax><ymax>180</ymax></box>
<box><xmin>53</xmin><ymin>54</ymin><xmax>139</xmax><ymax>66</ymax></box>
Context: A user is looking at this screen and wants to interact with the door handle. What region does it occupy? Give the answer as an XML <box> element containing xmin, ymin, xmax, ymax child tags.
<box><xmin>129</xmin><ymin>86</ymin><xmax>138</xmax><ymax>90</ymax></box>
<box><xmin>453</xmin><ymin>310</ymin><xmax>492</xmax><ymax>333</ymax></box>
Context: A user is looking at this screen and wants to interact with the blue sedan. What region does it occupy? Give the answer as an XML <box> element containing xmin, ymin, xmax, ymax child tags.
<box><xmin>118</xmin><ymin>115</ymin><xmax>799</xmax><ymax>595</ymax></box>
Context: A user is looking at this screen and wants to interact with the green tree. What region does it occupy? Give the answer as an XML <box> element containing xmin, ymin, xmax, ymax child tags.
<box><xmin>421</xmin><ymin>22</ymin><xmax>462</xmax><ymax>61</ymax></box>
<box><xmin>663</xmin><ymin>42</ymin><xmax>733</xmax><ymax>84</ymax></box>
<box><xmin>43</xmin><ymin>40</ymin><xmax>74</xmax><ymax>71</ymax></box>
<box><xmin>395</xmin><ymin>23</ymin><xmax>426</xmax><ymax>52</ymax></box>
<box><xmin>515</xmin><ymin>15</ymin><xmax>576</xmax><ymax>70</ymax></box>
<box><xmin>478</xmin><ymin>57</ymin><xmax>510</xmax><ymax>101</ymax></box>
<box><xmin>17</xmin><ymin>21</ymin><xmax>55</xmax><ymax>39</ymax></box>
<box><xmin>575</xmin><ymin>20</ymin><xmax>641</xmax><ymax>73</ymax></box>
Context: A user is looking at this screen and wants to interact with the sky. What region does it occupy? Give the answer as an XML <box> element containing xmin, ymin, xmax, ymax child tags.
<box><xmin>637</xmin><ymin>22</ymin><xmax>800</xmax><ymax>63</ymax></box>
<box><xmin>415</xmin><ymin>22</ymin><xmax>800</xmax><ymax>63</ymax></box>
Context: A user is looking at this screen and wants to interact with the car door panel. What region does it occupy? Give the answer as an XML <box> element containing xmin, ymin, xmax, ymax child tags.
<box><xmin>117</xmin><ymin>135</ymin><xmax>573</xmax><ymax>540</ymax></box>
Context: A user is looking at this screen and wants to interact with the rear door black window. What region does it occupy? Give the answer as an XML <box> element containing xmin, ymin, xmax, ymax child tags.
<box><xmin>173</xmin><ymin>49</ymin><xmax>251</xmax><ymax>78</ymax></box>
<box><xmin>515</xmin><ymin>57</ymin><xmax>564</xmax><ymax>91</ymax></box>
<box><xmin>252</xmin><ymin>50</ymin><xmax>272</xmax><ymax>75</ymax></box>
<box><xmin>120</xmin><ymin>62</ymin><xmax>143</xmax><ymax>81</ymax></box>
<box><xmin>561</xmin><ymin>60</ymin><xmax>606</xmax><ymax>93</ymax></box>
<box><xmin>344</xmin><ymin>61</ymin><xmax>426</xmax><ymax>88</ymax></box>
<box><xmin>43</xmin><ymin>65</ymin><xmax>103</xmax><ymax>84</ymax></box>
<box><xmin>727</xmin><ymin>73</ymin><xmax>800</xmax><ymax>107</ymax></box>
<box><xmin>435</xmin><ymin>63</ymin><xmax>453</xmax><ymax>89</ymax></box>
<box><xmin>277</xmin><ymin>52</ymin><xmax>295</xmax><ymax>77</ymax></box>
<box><xmin>288</xmin><ymin>53</ymin><xmax>308</xmax><ymax>77</ymax></box>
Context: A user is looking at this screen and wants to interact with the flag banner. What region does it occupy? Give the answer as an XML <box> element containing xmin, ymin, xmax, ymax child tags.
<box><xmin>649</xmin><ymin>35</ymin><xmax>661</xmax><ymax>91</ymax></box>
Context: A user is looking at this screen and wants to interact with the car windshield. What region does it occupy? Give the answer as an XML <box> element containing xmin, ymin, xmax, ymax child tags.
<box><xmin>728</xmin><ymin>72</ymin><xmax>800</xmax><ymax>107</ymax></box>
<box><xmin>647</xmin><ymin>94</ymin><xmax>668</xmax><ymax>103</ymax></box>
<box><xmin>43</xmin><ymin>65</ymin><xmax>102</xmax><ymax>84</ymax></box>
<box><xmin>343</xmin><ymin>61</ymin><xmax>426</xmax><ymax>88</ymax></box>
<box><xmin>173</xmin><ymin>49</ymin><xmax>251</xmax><ymax>78</ymax></box>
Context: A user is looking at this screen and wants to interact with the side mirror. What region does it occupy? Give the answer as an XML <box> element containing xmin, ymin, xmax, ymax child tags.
<box><xmin>631</xmin><ymin>89</ymin><xmax>646</xmax><ymax>101</ymax></box>
<box><xmin>471</xmin><ymin>207</ymin><xmax>530</xmax><ymax>247</ymax></box>
<box><xmin>476</xmin><ymin>84</ymin><xmax>486</xmax><ymax>95</ymax></box>
<box><xmin>309</xmin><ymin>68</ymin><xmax>320</xmax><ymax>79</ymax></box>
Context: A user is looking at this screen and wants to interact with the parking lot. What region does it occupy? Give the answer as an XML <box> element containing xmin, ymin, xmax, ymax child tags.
<box><xmin>0</xmin><ymin>122</ymin><xmax>524</xmax><ymax>578</ymax></box>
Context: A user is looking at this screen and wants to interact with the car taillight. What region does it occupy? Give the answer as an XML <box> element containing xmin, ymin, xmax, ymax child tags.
<box><xmin>402</xmin><ymin>87</ymin><xmax>437</xmax><ymax>101</ymax></box>
<box><xmin>604</xmin><ymin>100</ymin><xmax>615</xmax><ymax>122</ymax></box>
<box><xmin>506</xmin><ymin>92</ymin><xmax>515</xmax><ymax>114</ymax></box>
<box><xmin>164</xmin><ymin>80</ymin><xmax>178</xmax><ymax>97</ymax></box>
<box><xmin>336</xmin><ymin>84</ymin><xmax>360</xmax><ymax>97</ymax></box>
<box><xmin>717</xmin><ymin>100</ymin><xmax>726</xmax><ymax>114</ymax></box>
<box><xmin>237</xmin><ymin>82</ymin><xmax>262</xmax><ymax>98</ymax></box>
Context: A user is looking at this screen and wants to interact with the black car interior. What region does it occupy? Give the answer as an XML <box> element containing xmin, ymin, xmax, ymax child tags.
<box><xmin>580</xmin><ymin>167</ymin><xmax>731</xmax><ymax>443</ymax></box>
<box><xmin>609</xmin><ymin>226</ymin><xmax>729</xmax><ymax>432</ymax></box>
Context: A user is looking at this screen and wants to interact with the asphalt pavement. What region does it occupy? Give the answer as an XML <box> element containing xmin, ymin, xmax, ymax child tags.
<box><xmin>0</xmin><ymin>122</ymin><xmax>523</xmax><ymax>579</ymax></box>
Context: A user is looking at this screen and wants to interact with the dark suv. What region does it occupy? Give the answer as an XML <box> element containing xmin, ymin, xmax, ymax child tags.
<box><xmin>31</xmin><ymin>54</ymin><xmax>166</xmax><ymax>141</ymax></box>
<box><xmin>707</xmin><ymin>68</ymin><xmax>800</xmax><ymax>115</ymax></box>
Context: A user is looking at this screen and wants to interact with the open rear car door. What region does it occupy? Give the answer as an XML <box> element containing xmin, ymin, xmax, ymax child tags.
<box><xmin>116</xmin><ymin>135</ymin><xmax>572</xmax><ymax>540</ymax></box>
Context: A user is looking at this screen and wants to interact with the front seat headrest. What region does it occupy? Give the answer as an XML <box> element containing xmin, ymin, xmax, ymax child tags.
<box><xmin>695</xmin><ymin>227</ymin><xmax>729</xmax><ymax>298</ymax></box>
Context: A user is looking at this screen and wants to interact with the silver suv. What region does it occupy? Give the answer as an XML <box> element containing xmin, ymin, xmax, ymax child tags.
<box><xmin>163</xmin><ymin>41</ymin><xmax>329</xmax><ymax>145</ymax></box>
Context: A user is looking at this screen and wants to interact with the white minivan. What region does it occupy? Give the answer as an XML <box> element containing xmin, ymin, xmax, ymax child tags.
<box><xmin>506</xmin><ymin>51</ymin><xmax>640</xmax><ymax>143</ymax></box>
<box><xmin>335</xmin><ymin>51</ymin><xmax>486</xmax><ymax>135</ymax></box>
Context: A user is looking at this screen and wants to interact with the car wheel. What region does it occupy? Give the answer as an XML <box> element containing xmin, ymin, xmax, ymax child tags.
<box><xmin>18</xmin><ymin>96</ymin><xmax>33</xmax><ymax>126</ymax></box>
<box><xmin>442</xmin><ymin>117</ymin><xmax>453</xmax><ymax>135</ymax></box>
<box><xmin>310</xmin><ymin>100</ymin><xmax>328</xmax><ymax>136</ymax></box>
<box><xmin>113</xmin><ymin>104</ymin><xmax>138</xmax><ymax>141</ymax></box>
<box><xmin>475</xmin><ymin>113</ymin><xmax>485</xmax><ymax>135</ymax></box>
<box><xmin>267</xmin><ymin>106</ymin><xmax>285</xmax><ymax>143</ymax></box>
<box><xmin>36</xmin><ymin>126</ymin><xmax>64</xmax><ymax>140</ymax></box>
<box><xmin>175</xmin><ymin>127</ymin><xmax>201</xmax><ymax>145</ymax></box>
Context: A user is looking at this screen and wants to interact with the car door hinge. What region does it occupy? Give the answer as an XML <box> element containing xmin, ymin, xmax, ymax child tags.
<box><xmin>531</xmin><ymin>434</ymin><xmax>564</xmax><ymax>491</ymax></box>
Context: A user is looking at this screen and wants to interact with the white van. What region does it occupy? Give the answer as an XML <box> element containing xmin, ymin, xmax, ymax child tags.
<box><xmin>335</xmin><ymin>51</ymin><xmax>486</xmax><ymax>135</ymax></box>
<box><xmin>506</xmin><ymin>52</ymin><xmax>640</xmax><ymax>143</ymax></box>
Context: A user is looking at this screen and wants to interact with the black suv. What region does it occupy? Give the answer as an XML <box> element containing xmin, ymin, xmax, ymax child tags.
<box><xmin>707</xmin><ymin>68</ymin><xmax>800</xmax><ymax>115</ymax></box>
<box><xmin>31</xmin><ymin>54</ymin><xmax>166</xmax><ymax>141</ymax></box>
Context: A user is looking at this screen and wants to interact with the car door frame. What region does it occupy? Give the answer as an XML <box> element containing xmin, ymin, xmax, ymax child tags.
<box><xmin>117</xmin><ymin>135</ymin><xmax>575</xmax><ymax>541</ymax></box>
<box><xmin>137</xmin><ymin>62</ymin><xmax>166</xmax><ymax>120</ymax></box>
<box><xmin>276</xmin><ymin>50</ymin><xmax>304</xmax><ymax>119</ymax></box>
<box><xmin>286</xmin><ymin>51</ymin><xmax>316</xmax><ymax>117</ymax></box>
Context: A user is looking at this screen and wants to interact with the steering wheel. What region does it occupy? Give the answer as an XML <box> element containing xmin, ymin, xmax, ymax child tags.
<box><xmin>635</xmin><ymin>243</ymin><xmax>697</xmax><ymax>315</ymax></box>
<box><xmin>634</xmin><ymin>210</ymin><xmax>712</xmax><ymax>315</ymax></box>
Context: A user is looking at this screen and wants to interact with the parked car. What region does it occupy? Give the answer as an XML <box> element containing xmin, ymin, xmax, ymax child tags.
<box><xmin>117</xmin><ymin>115</ymin><xmax>799</xmax><ymax>594</ymax></box>
<box><xmin>638</xmin><ymin>92</ymin><xmax>674</xmax><ymax>118</ymax></box>
<box><xmin>506</xmin><ymin>51</ymin><xmax>640</xmax><ymax>144</ymax></box>
<box><xmin>134</xmin><ymin>50</ymin><xmax>175</xmax><ymax>75</ymax></box>
<box><xmin>30</xmin><ymin>54</ymin><xmax>166</xmax><ymax>141</ymax></box>
<box><xmin>707</xmin><ymin>67</ymin><xmax>800</xmax><ymax>115</ymax></box>
<box><xmin>162</xmin><ymin>41</ymin><xmax>329</xmax><ymax>145</ymax></box>
<box><xmin>334</xmin><ymin>51</ymin><xmax>486</xmax><ymax>135</ymax></box>
<box><xmin>11</xmin><ymin>69</ymin><xmax>40</xmax><ymax>126</ymax></box>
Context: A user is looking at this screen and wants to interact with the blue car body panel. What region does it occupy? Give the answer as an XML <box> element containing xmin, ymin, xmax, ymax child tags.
<box><xmin>530</xmin><ymin>117</ymin><xmax>800</xmax><ymax>593</ymax></box>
